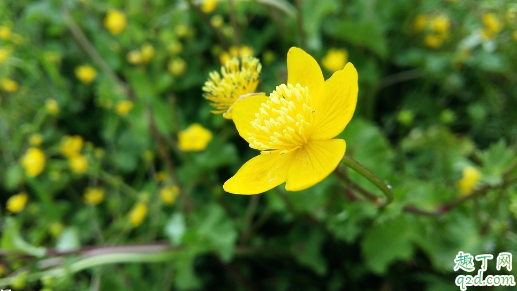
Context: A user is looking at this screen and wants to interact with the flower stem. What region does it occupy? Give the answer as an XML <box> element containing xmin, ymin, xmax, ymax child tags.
<box><xmin>340</xmin><ymin>155</ymin><xmax>393</xmax><ymax>205</ymax></box>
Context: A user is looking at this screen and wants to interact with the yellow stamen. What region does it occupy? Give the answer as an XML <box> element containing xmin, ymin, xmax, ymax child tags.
<box><xmin>248</xmin><ymin>84</ymin><xmax>315</xmax><ymax>153</ymax></box>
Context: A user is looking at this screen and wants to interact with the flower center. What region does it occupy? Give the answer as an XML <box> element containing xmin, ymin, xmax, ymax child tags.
<box><xmin>248</xmin><ymin>83</ymin><xmax>316</xmax><ymax>154</ymax></box>
<box><xmin>203</xmin><ymin>56</ymin><xmax>262</xmax><ymax>115</ymax></box>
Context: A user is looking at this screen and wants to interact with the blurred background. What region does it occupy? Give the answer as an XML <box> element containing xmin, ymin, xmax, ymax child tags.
<box><xmin>1</xmin><ymin>0</ymin><xmax>517</xmax><ymax>290</ymax></box>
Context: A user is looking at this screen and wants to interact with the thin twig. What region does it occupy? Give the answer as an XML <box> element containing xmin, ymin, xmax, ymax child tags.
<box><xmin>334</xmin><ymin>167</ymin><xmax>379</xmax><ymax>203</ymax></box>
<box><xmin>186</xmin><ymin>0</ymin><xmax>229</xmax><ymax>49</ymax></box>
<box><xmin>240</xmin><ymin>195</ymin><xmax>260</xmax><ymax>244</ymax></box>
<box><xmin>294</xmin><ymin>0</ymin><xmax>306</xmax><ymax>50</ymax></box>
<box><xmin>379</xmin><ymin>69</ymin><xmax>425</xmax><ymax>89</ymax></box>
<box><xmin>227</xmin><ymin>0</ymin><xmax>241</xmax><ymax>47</ymax></box>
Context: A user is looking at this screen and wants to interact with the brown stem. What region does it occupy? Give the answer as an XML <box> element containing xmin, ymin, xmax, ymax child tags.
<box><xmin>186</xmin><ymin>0</ymin><xmax>229</xmax><ymax>49</ymax></box>
<box><xmin>227</xmin><ymin>0</ymin><xmax>241</xmax><ymax>47</ymax></box>
<box><xmin>294</xmin><ymin>0</ymin><xmax>306</xmax><ymax>50</ymax></box>
<box><xmin>334</xmin><ymin>167</ymin><xmax>379</xmax><ymax>203</ymax></box>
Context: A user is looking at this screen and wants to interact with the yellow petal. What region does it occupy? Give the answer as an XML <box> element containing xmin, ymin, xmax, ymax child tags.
<box><xmin>231</xmin><ymin>93</ymin><xmax>268</xmax><ymax>144</ymax></box>
<box><xmin>285</xmin><ymin>139</ymin><xmax>346</xmax><ymax>191</ymax></box>
<box><xmin>223</xmin><ymin>151</ymin><xmax>295</xmax><ymax>195</ymax></box>
<box><xmin>310</xmin><ymin>63</ymin><xmax>358</xmax><ymax>140</ymax></box>
<box><xmin>287</xmin><ymin>47</ymin><xmax>324</xmax><ymax>99</ymax></box>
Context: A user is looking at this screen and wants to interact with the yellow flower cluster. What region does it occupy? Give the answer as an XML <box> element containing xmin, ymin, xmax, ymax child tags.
<box><xmin>168</xmin><ymin>58</ymin><xmax>187</xmax><ymax>76</ymax></box>
<box><xmin>413</xmin><ymin>14</ymin><xmax>451</xmax><ymax>49</ymax></box>
<box><xmin>21</xmin><ymin>148</ymin><xmax>45</xmax><ymax>177</ymax></box>
<box><xmin>127</xmin><ymin>43</ymin><xmax>155</xmax><ymax>65</ymax></box>
<box><xmin>1</xmin><ymin>78</ymin><xmax>19</xmax><ymax>92</ymax></box>
<box><xmin>480</xmin><ymin>13</ymin><xmax>502</xmax><ymax>40</ymax></box>
<box><xmin>7</xmin><ymin>192</ymin><xmax>28</xmax><ymax>213</ymax></box>
<box><xmin>203</xmin><ymin>55</ymin><xmax>262</xmax><ymax>118</ymax></box>
<box><xmin>160</xmin><ymin>185</ymin><xmax>180</xmax><ymax>205</ymax></box>
<box><xmin>115</xmin><ymin>100</ymin><xmax>133</xmax><ymax>116</ymax></box>
<box><xmin>178</xmin><ymin>123</ymin><xmax>213</xmax><ymax>151</ymax></box>
<box><xmin>75</xmin><ymin>65</ymin><xmax>97</xmax><ymax>84</ymax></box>
<box><xmin>456</xmin><ymin>166</ymin><xmax>481</xmax><ymax>196</ymax></box>
<box><xmin>202</xmin><ymin>0</ymin><xmax>217</xmax><ymax>13</ymax></box>
<box><xmin>29</xmin><ymin>134</ymin><xmax>43</xmax><ymax>146</ymax></box>
<box><xmin>128</xmin><ymin>202</ymin><xmax>148</xmax><ymax>227</ymax></box>
<box><xmin>61</xmin><ymin>135</ymin><xmax>88</xmax><ymax>174</ymax></box>
<box><xmin>45</xmin><ymin>99</ymin><xmax>59</xmax><ymax>116</ymax></box>
<box><xmin>104</xmin><ymin>10</ymin><xmax>127</xmax><ymax>35</ymax></box>
<box><xmin>321</xmin><ymin>48</ymin><xmax>348</xmax><ymax>72</ymax></box>
<box><xmin>84</xmin><ymin>187</ymin><xmax>104</xmax><ymax>205</ymax></box>
<box><xmin>219</xmin><ymin>45</ymin><xmax>253</xmax><ymax>65</ymax></box>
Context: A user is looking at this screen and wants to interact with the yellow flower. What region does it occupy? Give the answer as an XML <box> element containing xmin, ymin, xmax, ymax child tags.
<box><xmin>69</xmin><ymin>154</ymin><xmax>88</xmax><ymax>174</ymax></box>
<box><xmin>0</xmin><ymin>26</ymin><xmax>11</xmax><ymax>39</ymax></box>
<box><xmin>210</xmin><ymin>15</ymin><xmax>224</xmax><ymax>28</ymax></box>
<box><xmin>424</xmin><ymin>33</ymin><xmax>445</xmax><ymax>49</ymax></box>
<box><xmin>412</xmin><ymin>14</ymin><xmax>428</xmax><ymax>32</ymax></box>
<box><xmin>21</xmin><ymin>148</ymin><xmax>45</xmax><ymax>177</ymax></box>
<box><xmin>49</xmin><ymin>222</ymin><xmax>64</xmax><ymax>237</ymax></box>
<box><xmin>482</xmin><ymin>13</ymin><xmax>502</xmax><ymax>35</ymax></box>
<box><xmin>45</xmin><ymin>99</ymin><xmax>59</xmax><ymax>115</ymax></box>
<box><xmin>128</xmin><ymin>202</ymin><xmax>147</xmax><ymax>227</ymax></box>
<box><xmin>168</xmin><ymin>58</ymin><xmax>187</xmax><ymax>76</ymax></box>
<box><xmin>430</xmin><ymin>15</ymin><xmax>450</xmax><ymax>34</ymax></box>
<box><xmin>219</xmin><ymin>45</ymin><xmax>254</xmax><ymax>64</ymax></box>
<box><xmin>155</xmin><ymin>171</ymin><xmax>168</xmax><ymax>182</ymax></box>
<box><xmin>1</xmin><ymin>78</ymin><xmax>19</xmax><ymax>92</ymax></box>
<box><xmin>168</xmin><ymin>41</ymin><xmax>183</xmax><ymax>55</ymax></box>
<box><xmin>104</xmin><ymin>10</ymin><xmax>127</xmax><ymax>35</ymax></box>
<box><xmin>202</xmin><ymin>0</ymin><xmax>217</xmax><ymax>13</ymax></box>
<box><xmin>224</xmin><ymin>47</ymin><xmax>358</xmax><ymax>194</ymax></box>
<box><xmin>61</xmin><ymin>135</ymin><xmax>83</xmax><ymax>158</ymax></box>
<box><xmin>0</xmin><ymin>46</ymin><xmax>13</xmax><ymax>64</ymax></box>
<box><xmin>127</xmin><ymin>50</ymin><xmax>143</xmax><ymax>64</ymax></box>
<box><xmin>7</xmin><ymin>192</ymin><xmax>28</xmax><ymax>213</ymax></box>
<box><xmin>141</xmin><ymin>43</ymin><xmax>155</xmax><ymax>63</ymax></box>
<box><xmin>75</xmin><ymin>65</ymin><xmax>97</xmax><ymax>84</ymax></box>
<box><xmin>29</xmin><ymin>134</ymin><xmax>43</xmax><ymax>146</ymax></box>
<box><xmin>84</xmin><ymin>187</ymin><xmax>104</xmax><ymax>205</ymax></box>
<box><xmin>175</xmin><ymin>24</ymin><xmax>189</xmax><ymax>38</ymax></box>
<box><xmin>203</xmin><ymin>56</ymin><xmax>262</xmax><ymax>118</ymax></box>
<box><xmin>115</xmin><ymin>100</ymin><xmax>133</xmax><ymax>116</ymax></box>
<box><xmin>178</xmin><ymin>123</ymin><xmax>213</xmax><ymax>151</ymax></box>
<box><xmin>456</xmin><ymin>166</ymin><xmax>481</xmax><ymax>196</ymax></box>
<box><xmin>321</xmin><ymin>48</ymin><xmax>348</xmax><ymax>72</ymax></box>
<box><xmin>159</xmin><ymin>185</ymin><xmax>180</xmax><ymax>205</ymax></box>
<box><xmin>513</xmin><ymin>31</ymin><xmax>517</xmax><ymax>42</ymax></box>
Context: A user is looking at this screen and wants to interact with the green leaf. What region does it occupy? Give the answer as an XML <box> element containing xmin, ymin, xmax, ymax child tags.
<box><xmin>196</xmin><ymin>204</ymin><xmax>238</xmax><ymax>262</ymax></box>
<box><xmin>325</xmin><ymin>20</ymin><xmax>388</xmax><ymax>59</ymax></box>
<box><xmin>291</xmin><ymin>228</ymin><xmax>327</xmax><ymax>275</ymax></box>
<box><xmin>5</xmin><ymin>164</ymin><xmax>23</xmax><ymax>191</ymax></box>
<box><xmin>164</xmin><ymin>213</ymin><xmax>186</xmax><ymax>247</ymax></box>
<box><xmin>55</xmin><ymin>227</ymin><xmax>80</xmax><ymax>252</ymax></box>
<box><xmin>479</xmin><ymin>140</ymin><xmax>515</xmax><ymax>186</ymax></box>
<box><xmin>126</xmin><ymin>69</ymin><xmax>155</xmax><ymax>101</ymax></box>
<box><xmin>1</xmin><ymin>217</ymin><xmax>46</xmax><ymax>257</ymax></box>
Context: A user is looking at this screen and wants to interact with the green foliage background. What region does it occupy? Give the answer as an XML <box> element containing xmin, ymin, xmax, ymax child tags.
<box><xmin>1</xmin><ymin>0</ymin><xmax>517</xmax><ymax>290</ymax></box>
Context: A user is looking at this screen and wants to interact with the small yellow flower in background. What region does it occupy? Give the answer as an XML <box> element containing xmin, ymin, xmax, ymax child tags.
<box><xmin>115</xmin><ymin>100</ymin><xmax>133</xmax><ymax>116</ymax></box>
<box><xmin>203</xmin><ymin>56</ymin><xmax>262</xmax><ymax>118</ymax></box>
<box><xmin>61</xmin><ymin>135</ymin><xmax>83</xmax><ymax>158</ymax></box>
<box><xmin>202</xmin><ymin>0</ymin><xmax>217</xmax><ymax>13</ymax></box>
<box><xmin>168</xmin><ymin>58</ymin><xmax>187</xmax><ymax>76</ymax></box>
<box><xmin>127</xmin><ymin>50</ymin><xmax>143</xmax><ymax>64</ymax></box>
<box><xmin>412</xmin><ymin>14</ymin><xmax>427</xmax><ymax>33</ymax></box>
<box><xmin>430</xmin><ymin>15</ymin><xmax>450</xmax><ymax>34</ymax></box>
<box><xmin>483</xmin><ymin>13</ymin><xmax>502</xmax><ymax>34</ymax></box>
<box><xmin>175</xmin><ymin>24</ymin><xmax>189</xmax><ymax>38</ymax></box>
<box><xmin>262</xmin><ymin>50</ymin><xmax>276</xmax><ymax>64</ymax></box>
<box><xmin>7</xmin><ymin>192</ymin><xmax>28</xmax><ymax>213</ymax></box>
<box><xmin>0</xmin><ymin>46</ymin><xmax>13</xmax><ymax>64</ymax></box>
<box><xmin>456</xmin><ymin>166</ymin><xmax>481</xmax><ymax>196</ymax></box>
<box><xmin>128</xmin><ymin>202</ymin><xmax>148</xmax><ymax>227</ymax></box>
<box><xmin>224</xmin><ymin>47</ymin><xmax>358</xmax><ymax>194</ymax></box>
<box><xmin>104</xmin><ymin>10</ymin><xmax>127</xmax><ymax>35</ymax></box>
<box><xmin>11</xmin><ymin>34</ymin><xmax>23</xmax><ymax>44</ymax></box>
<box><xmin>160</xmin><ymin>185</ymin><xmax>180</xmax><ymax>205</ymax></box>
<box><xmin>219</xmin><ymin>45</ymin><xmax>254</xmax><ymax>64</ymax></box>
<box><xmin>84</xmin><ymin>187</ymin><xmax>104</xmax><ymax>205</ymax></box>
<box><xmin>0</xmin><ymin>265</ymin><xmax>4</xmax><ymax>277</ymax></box>
<box><xmin>178</xmin><ymin>123</ymin><xmax>213</xmax><ymax>151</ymax></box>
<box><xmin>21</xmin><ymin>148</ymin><xmax>45</xmax><ymax>177</ymax></box>
<box><xmin>49</xmin><ymin>222</ymin><xmax>64</xmax><ymax>237</ymax></box>
<box><xmin>424</xmin><ymin>34</ymin><xmax>445</xmax><ymax>49</ymax></box>
<box><xmin>75</xmin><ymin>65</ymin><xmax>97</xmax><ymax>84</ymax></box>
<box><xmin>1</xmin><ymin>78</ymin><xmax>19</xmax><ymax>92</ymax></box>
<box><xmin>155</xmin><ymin>171</ymin><xmax>168</xmax><ymax>182</ymax></box>
<box><xmin>0</xmin><ymin>26</ymin><xmax>11</xmax><ymax>39</ymax></box>
<box><xmin>45</xmin><ymin>99</ymin><xmax>59</xmax><ymax>116</ymax></box>
<box><xmin>29</xmin><ymin>134</ymin><xmax>43</xmax><ymax>146</ymax></box>
<box><xmin>513</xmin><ymin>31</ymin><xmax>517</xmax><ymax>42</ymax></box>
<box><xmin>141</xmin><ymin>43</ymin><xmax>155</xmax><ymax>63</ymax></box>
<box><xmin>168</xmin><ymin>41</ymin><xmax>183</xmax><ymax>55</ymax></box>
<box><xmin>210</xmin><ymin>15</ymin><xmax>224</xmax><ymax>28</ymax></box>
<box><xmin>69</xmin><ymin>154</ymin><xmax>88</xmax><ymax>174</ymax></box>
<box><xmin>321</xmin><ymin>48</ymin><xmax>348</xmax><ymax>72</ymax></box>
